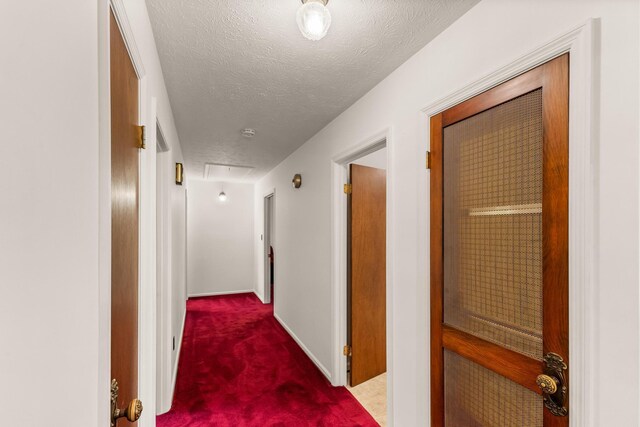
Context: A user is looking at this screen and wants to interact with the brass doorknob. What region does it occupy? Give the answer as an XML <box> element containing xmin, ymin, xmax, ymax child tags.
<box><xmin>116</xmin><ymin>398</ymin><xmax>143</xmax><ymax>422</ymax></box>
<box><xmin>111</xmin><ymin>379</ymin><xmax>143</xmax><ymax>426</ymax></box>
<box><xmin>537</xmin><ymin>353</ymin><xmax>568</xmax><ymax>417</ymax></box>
<box><xmin>536</xmin><ymin>374</ymin><xmax>558</xmax><ymax>394</ymax></box>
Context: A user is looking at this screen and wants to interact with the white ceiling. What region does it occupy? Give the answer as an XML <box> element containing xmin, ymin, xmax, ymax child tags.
<box><xmin>204</xmin><ymin>163</ymin><xmax>254</xmax><ymax>182</ymax></box>
<box><xmin>146</xmin><ymin>0</ymin><xmax>479</xmax><ymax>181</ymax></box>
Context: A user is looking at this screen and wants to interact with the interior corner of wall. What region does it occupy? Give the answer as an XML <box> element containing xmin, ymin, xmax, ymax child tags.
<box><xmin>254</xmin><ymin>288</ymin><xmax>265</xmax><ymax>303</ymax></box>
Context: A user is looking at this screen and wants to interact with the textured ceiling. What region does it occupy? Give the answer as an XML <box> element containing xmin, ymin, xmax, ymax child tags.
<box><xmin>146</xmin><ymin>0</ymin><xmax>479</xmax><ymax>181</ymax></box>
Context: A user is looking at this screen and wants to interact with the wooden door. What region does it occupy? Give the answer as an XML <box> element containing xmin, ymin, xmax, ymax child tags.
<box><xmin>348</xmin><ymin>164</ymin><xmax>387</xmax><ymax>386</ymax></box>
<box><xmin>430</xmin><ymin>55</ymin><xmax>569</xmax><ymax>426</ymax></box>
<box><xmin>110</xmin><ymin>10</ymin><xmax>141</xmax><ymax>426</ymax></box>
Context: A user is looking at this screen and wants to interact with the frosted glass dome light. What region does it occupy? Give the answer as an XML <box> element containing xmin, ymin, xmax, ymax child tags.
<box><xmin>297</xmin><ymin>0</ymin><xmax>331</xmax><ymax>41</ymax></box>
<box><xmin>218</xmin><ymin>191</ymin><xmax>227</xmax><ymax>202</ymax></box>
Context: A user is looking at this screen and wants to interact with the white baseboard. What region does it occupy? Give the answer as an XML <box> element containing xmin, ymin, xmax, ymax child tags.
<box><xmin>170</xmin><ymin>307</ymin><xmax>187</xmax><ymax>403</ymax></box>
<box><xmin>273</xmin><ymin>313</ymin><xmax>332</xmax><ymax>382</ymax></box>
<box><xmin>188</xmin><ymin>289</ymin><xmax>254</xmax><ymax>298</ymax></box>
<box><xmin>254</xmin><ymin>289</ymin><xmax>265</xmax><ymax>303</ymax></box>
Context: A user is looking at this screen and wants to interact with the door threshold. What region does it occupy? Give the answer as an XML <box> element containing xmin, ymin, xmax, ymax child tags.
<box><xmin>346</xmin><ymin>372</ymin><xmax>387</xmax><ymax>426</ymax></box>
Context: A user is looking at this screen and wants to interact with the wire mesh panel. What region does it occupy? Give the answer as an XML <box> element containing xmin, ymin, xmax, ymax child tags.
<box><xmin>443</xmin><ymin>89</ymin><xmax>543</xmax><ymax>360</ymax></box>
<box><xmin>444</xmin><ymin>350</ymin><xmax>543</xmax><ymax>427</ymax></box>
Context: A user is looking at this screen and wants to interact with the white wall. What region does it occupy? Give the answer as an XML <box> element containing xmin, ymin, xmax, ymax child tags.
<box><xmin>169</xmin><ymin>173</ymin><xmax>187</xmax><ymax>378</ymax></box>
<box><xmin>255</xmin><ymin>1</ymin><xmax>639</xmax><ymax>426</ymax></box>
<box><xmin>352</xmin><ymin>147</ymin><xmax>387</xmax><ymax>170</ymax></box>
<box><xmin>188</xmin><ymin>181</ymin><xmax>255</xmax><ymax>297</ymax></box>
<box><xmin>0</xmin><ymin>1</ymin><xmax>187</xmax><ymax>425</ymax></box>
<box><xmin>155</xmin><ymin>149</ymin><xmax>187</xmax><ymax>414</ymax></box>
<box><xmin>0</xmin><ymin>2</ymin><xmax>101</xmax><ymax>426</ymax></box>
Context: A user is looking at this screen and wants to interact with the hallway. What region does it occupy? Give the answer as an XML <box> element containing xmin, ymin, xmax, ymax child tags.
<box><xmin>3</xmin><ymin>1</ymin><xmax>640</xmax><ymax>426</ymax></box>
<box><xmin>157</xmin><ymin>293</ymin><xmax>378</xmax><ymax>427</ymax></box>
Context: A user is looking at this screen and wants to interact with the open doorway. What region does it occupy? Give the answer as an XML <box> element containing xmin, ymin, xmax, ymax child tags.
<box><xmin>263</xmin><ymin>193</ymin><xmax>275</xmax><ymax>305</ymax></box>
<box><xmin>345</xmin><ymin>146</ymin><xmax>388</xmax><ymax>426</ymax></box>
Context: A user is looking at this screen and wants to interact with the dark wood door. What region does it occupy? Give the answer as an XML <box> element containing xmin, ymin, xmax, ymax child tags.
<box><xmin>110</xmin><ymin>10</ymin><xmax>140</xmax><ymax>426</ymax></box>
<box><xmin>430</xmin><ymin>55</ymin><xmax>569</xmax><ymax>426</ymax></box>
<box><xmin>348</xmin><ymin>164</ymin><xmax>387</xmax><ymax>386</ymax></box>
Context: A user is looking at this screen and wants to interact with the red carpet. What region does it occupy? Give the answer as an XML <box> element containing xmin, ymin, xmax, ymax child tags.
<box><xmin>157</xmin><ymin>293</ymin><xmax>378</xmax><ymax>427</ymax></box>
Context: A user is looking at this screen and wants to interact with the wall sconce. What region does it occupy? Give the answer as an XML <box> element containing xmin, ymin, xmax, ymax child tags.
<box><xmin>175</xmin><ymin>163</ymin><xmax>184</xmax><ymax>185</ymax></box>
<box><xmin>292</xmin><ymin>174</ymin><xmax>302</xmax><ymax>189</ymax></box>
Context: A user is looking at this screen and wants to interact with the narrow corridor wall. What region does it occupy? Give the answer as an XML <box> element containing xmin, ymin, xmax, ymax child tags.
<box><xmin>120</xmin><ymin>0</ymin><xmax>188</xmax><ymax>417</ymax></box>
<box><xmin>0</xmin><ymin>2</ymin><xmax>101</xmax><ymax>425</ymax></box>
<box><xmin>170</xmin><ymin>176</ymin><xmax>187</xmax><ymax>382</ymax></box>
<box><xmin>0</xmin><ymin>0</ymin><xmax>189</xmax><ymax>424</ymax></box>
<box><xmin>255</xmin><ymin>0</ymin><xmax>639</xmax><ymax>425</ymax></box>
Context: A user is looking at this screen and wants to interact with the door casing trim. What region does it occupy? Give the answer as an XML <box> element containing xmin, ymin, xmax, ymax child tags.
<box><xmin>99</xmin><ymin>1</ymin><xmax>156</xmax><ymax>426</ymax></box>
<box><xmin>331</xmin><ymin>128</ymin><xmax>394</xmax><ymax>425</ymax></box>
<box><xmin>262</xmin><ymin>191</ymin><xmax>276</xmax><ymax>304</ymax></box>
<box><xmin>420</xmin><ymin>19</ymin><xmax>598</xmax><ymax>426</ymax></box>
<box><xmin>108</xmin><ymin>0</ymin><xmax>146</xmax><ymax>79</ymax></box>
<box><xmin>155</xmin><ymin>118</ymin><xmax>173</xmax><ymax>415</ymax></box>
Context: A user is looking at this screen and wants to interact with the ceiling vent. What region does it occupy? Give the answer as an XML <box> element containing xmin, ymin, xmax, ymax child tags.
<box><xmin>204</xmin><ymin>163</ymin><xmax>255</xmax><ymax>181</ymax></box>
<box><xmin>241</xmin><ymin>128</ymin><xmax>256</xmax><ymax>138</ymax></box>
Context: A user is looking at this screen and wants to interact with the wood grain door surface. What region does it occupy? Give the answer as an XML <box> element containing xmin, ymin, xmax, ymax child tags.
<box><xmin>110</xmin><ymin>10</ymin><xmax>139</xmax><ymax>425</ymax></box>
<box><xmin>430</xmin><ymin>55</ymin><xmax>569</xmax><ymax>426</ymax></box>
<box><xmin>349</xmin><ymin>164</ymin><xmax>387</xmax><ymax>387</ymax></box>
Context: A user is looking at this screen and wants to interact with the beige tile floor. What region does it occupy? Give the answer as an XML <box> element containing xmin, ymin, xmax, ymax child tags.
<box><xmin>346</xmin><ymin>373</ymin><xmax>387</xmax><ymax>426</ymax></box>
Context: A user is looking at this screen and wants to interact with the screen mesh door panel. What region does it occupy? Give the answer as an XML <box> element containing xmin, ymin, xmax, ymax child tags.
<box><xmin>444</xmin><ymin>350</ymin><xmax>543</xmax><ymax>427</ymax></box>
<box><xmin>443</xmin><ymin>89</ymin><xmax>543</xmax><ymax>360</ymax></box>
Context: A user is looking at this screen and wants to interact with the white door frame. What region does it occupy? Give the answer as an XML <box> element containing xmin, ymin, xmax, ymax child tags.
<box><xmin>420</xmin><ymin>20</ymin><xmax>597</xmax><ymax>426</ymax></box>
<box><xmin>155</xmin><ymin>120</ymin><xmax>172</xmax><ymax>415</ymax></box>
<box><xmin>99</xmin><ymin>1</ymin><xmax>157</xmax><ymax>426</ymax></box>
<box><xmin>138</xmin><ymin>95</ymin><xmax>157</xmax><ymax>427</ymax></box>
<box><xmin>331</xmin><ymin>128</ymin><xmax>394</xmax><ymax>424</ymax></box>
<box><xmin>263</xmin><ymin>191</ymin><xmax>275</xmax><ymax>304</ymax></box>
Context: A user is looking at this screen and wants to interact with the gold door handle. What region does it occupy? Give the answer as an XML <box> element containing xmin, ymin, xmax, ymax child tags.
<box><xmin>536</xmin><ymin>374</ymin><xmax>558</xmax><ymax>394</ymax></box>
<box><xmin>111</xmin><ymin>379</ymin><xmax>143</xmax><ymax>426</ymax></box>
<box><xmin>113</xmin><ymin>398</ymin><xmax>143</xmax><ymax>424</ymax></box>
<box><xmin>537</xmin><ymin>353</ymin><xmax>568</xmax><ymax>417</ymax></box>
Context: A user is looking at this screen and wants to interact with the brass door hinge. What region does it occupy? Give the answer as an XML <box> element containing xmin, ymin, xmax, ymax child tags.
<box><xmin>426</xmin><ymin>150</ymin><xmax>431</xmax><ymax>169</ymax></box>
<box><xmin>343</xmin><ymin>345</ymin><xmax>352</xmax><ymax>357</ymax></box>
<box><xmin>137</xmin><ymin>125</ymin><xmax>146</xmax><ymax>149</ymax></box>
<box><xmin>344</xmin><ymin>184</ymin><xmax>352</xmax><ymax>194</ymax></box>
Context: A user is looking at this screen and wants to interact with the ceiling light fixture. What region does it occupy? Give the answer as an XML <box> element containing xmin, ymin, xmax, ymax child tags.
<box><xmin>219</xmin><ymin>177</ymin><xmax>227</xmax><ymax>201</ymax></box>
<box><xmin>297</xmin><ymin>0</ymin><xmax>331</xmax><ymax>41</ymax></box>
